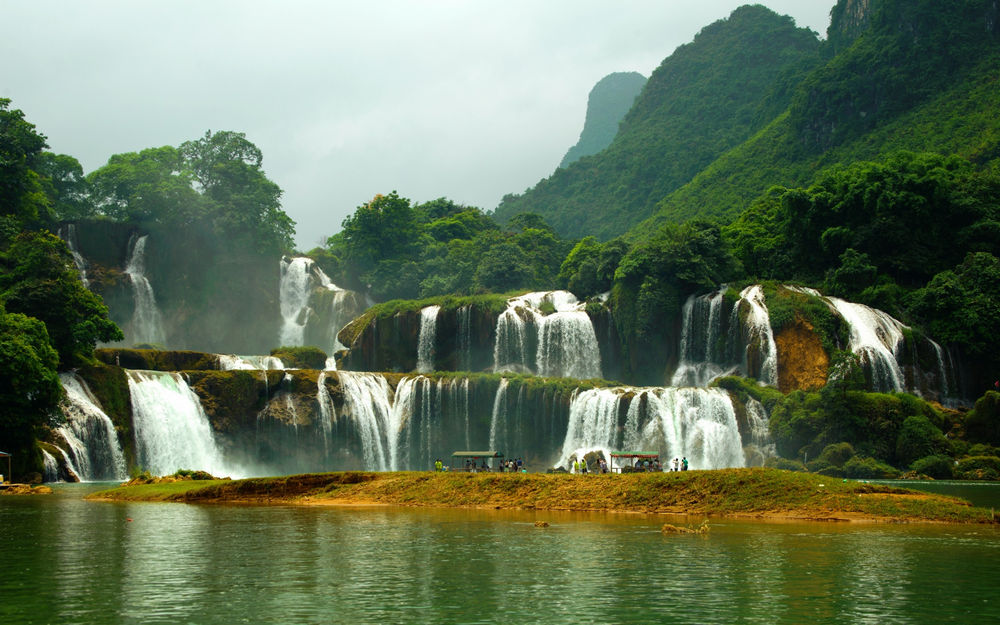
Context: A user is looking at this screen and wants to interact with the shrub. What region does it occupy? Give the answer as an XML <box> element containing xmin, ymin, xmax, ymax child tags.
<box><xmin>816</xmin><ymin>442</ymin><xmax>855</xmax><ymax>467</ymax></box>
<box><xmin>954</xmin><ymin>455</ymin><xmax>1000</xmax><ymax>480</ymax></box>
<box><xmin>843</xmin><ymin>456</ymin><xmax>899</xmax><ymax>479</ymax></box>
<box><xmin>764</xmin><ymin>457</ymin><xmax>806</xmax><ymax>472</ymax></box>
<box><xmin>964</xmin><ymin>393</ymin><xmax>1000</xmax><ymax>445</ymax></box>
<box><xmin>895</xmin><ymin>415</ymin><xmax>949</xmax><ymax>467</ymax></box>
<box><xmin>270</xmin><ymin>346</ymin><xmax>328</xmax><ymax>369</ymax></box>
<box><xmin>910</xmin><ymin>455</ymin><xmax>954</xmax><ymax>479</ymax></box>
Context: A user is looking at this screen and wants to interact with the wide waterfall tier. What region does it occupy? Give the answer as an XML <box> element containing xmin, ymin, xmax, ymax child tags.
<box><xmin>55</xmin><ymin>373</ymin><xmax>127</xmax><ymax>481</ymax></box>
<box><xmin>669</xmin><ymin>285</ymin><xmax>777</xmax><ymax>387</ymax></box>
<box><xmin>127</xmin><ymin>370</ymin><xmax>237</xmax><ymax>477</ymax></box>
<box><xmin>554</xmin><ymin>386</ymin><xmax>748</xmax><ymax>471</ymax></box>
<box><xmin>124</xmin><ymin>234</ymin><xmax>167</xmax><ymax>346</ymax></box>
<box><xmin>278</xmin><ymin>256</ymin><xmax>367</xmax><ymax>354</ymax></box>
<box><xmin>493</xmin><ymin>291</ymin><xmax>602</xmax><ymax>379</ymax></box>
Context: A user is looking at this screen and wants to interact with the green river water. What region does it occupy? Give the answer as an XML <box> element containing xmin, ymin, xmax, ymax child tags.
<box><xmin>2</xmin><ymin>482</ymin><xmax>999</xmax><ymax>624</ymax></box>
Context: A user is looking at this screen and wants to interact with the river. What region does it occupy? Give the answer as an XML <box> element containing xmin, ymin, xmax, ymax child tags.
<box><xmin>2</xmin><ymin>483</ymin><xmax>999</xmax><ymax>624</ymax></box>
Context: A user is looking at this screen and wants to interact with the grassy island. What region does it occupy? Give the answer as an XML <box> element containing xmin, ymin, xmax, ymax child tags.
<box><xmin>88</xmin><ymin>468</ymin><xmax>997</xmax><ymax>524</ymax></box>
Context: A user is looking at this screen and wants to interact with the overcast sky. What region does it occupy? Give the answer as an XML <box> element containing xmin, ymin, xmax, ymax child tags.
<box><xmin>1</xmin><ymin>1</ymin><xmax>833</xmax><ymax>249</ymax></box>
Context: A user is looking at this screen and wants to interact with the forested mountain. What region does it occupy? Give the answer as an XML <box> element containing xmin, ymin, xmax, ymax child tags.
<box><xmin>645</xmin><ymin>0</ymin><xmax>1000</xmax><ymax>229</ymax></box>
<box><xmin>558</xmin><ymin>72</ymin><xmax>647</xmax><ymax>169</ymax></box>
<box><xmin>493</xmin><ymin>5</ymin><xmax>822</xmax><ymax>239</ymax></box>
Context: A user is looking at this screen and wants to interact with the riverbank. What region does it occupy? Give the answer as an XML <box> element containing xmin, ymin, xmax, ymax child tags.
<box><xmin>88</xmin><ymin>468</ymin><xmax>999</xmax><ymax>523</ymax></box>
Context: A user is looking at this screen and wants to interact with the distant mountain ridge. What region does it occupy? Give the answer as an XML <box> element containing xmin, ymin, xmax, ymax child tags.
<box><xmin>494</xmin><ymin>5</ymin><xmax>822</xmax><ymax>239</ymax></box>
<box><xmin>496</xmin><ymin>0</ymin><xmax>1000</xmax><ymax>243</ymax></box>
<box><xmin>559</xmin><ymin>72</ymin><xmax>647</xmax><ymax>169</ymax></box>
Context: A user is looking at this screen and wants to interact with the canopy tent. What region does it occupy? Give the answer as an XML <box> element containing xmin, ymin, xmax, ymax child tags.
<box><xmin>609</xmin><ymin>451</ymin><xmax>660</xmax><ymax>473</ymax></box>
<box><xmin>450</xmin><ymin>451</ymin><xmax>504</xmax><ymax>471</ymax></box>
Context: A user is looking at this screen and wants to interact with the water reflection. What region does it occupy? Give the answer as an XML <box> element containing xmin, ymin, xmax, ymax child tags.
<box><xmin>2</xmin><ymin>487</ymin><xmax>999</xmax><ymax>624</ymax></box>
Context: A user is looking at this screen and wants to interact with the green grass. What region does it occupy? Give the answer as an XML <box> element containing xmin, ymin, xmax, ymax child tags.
<box><xmin>88</xmin><ymin>469</ymin><xmax>997</xmax><ymax>524</ymax></box>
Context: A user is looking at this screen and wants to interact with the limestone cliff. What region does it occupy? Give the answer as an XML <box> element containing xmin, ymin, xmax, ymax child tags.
<box><xmin>775</xmin><ymin>319</ymin><xmax>829</xmax><ymax>393</ymax></box>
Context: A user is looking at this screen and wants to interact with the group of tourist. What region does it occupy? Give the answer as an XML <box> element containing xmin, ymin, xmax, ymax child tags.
<box><xmin>572</xmin><ymin>458</ymin><xmax>609</xmax><ymax>474</ymax></box>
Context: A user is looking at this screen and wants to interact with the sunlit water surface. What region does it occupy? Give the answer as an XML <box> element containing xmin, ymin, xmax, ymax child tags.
<box><xmin>2</xmin><ymin>483</ymin><xmax>999</xmax><ymax>624</ymax></box>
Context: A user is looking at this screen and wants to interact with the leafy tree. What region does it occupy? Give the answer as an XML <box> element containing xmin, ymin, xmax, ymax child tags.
<box><xmin>179</xmin><ymin>130</ymin><xmax>293</xmax><ymax>254</ymax></box>
<box><xmin>0</xmin><ymin>98</ymin><xmax>51</xmax><ymax>235</ymax></box>
<box><xmin>0</xmin><ymin>231</ymin><xmax>122</xmax><ymax>367</ymax></box>
<box><xmin>0</xmin><ymin>303</ymin><xmax>62</xmax><ymax>473</ymax></box>
<box><xmin>474</xmin><ymin>241</ymin><xmax>534</xmax><ymax>292</ymax></box>
<box><xmin>895</xmin><ymin>415</ymin><xmax>949</xmax><ymax>467</ymax></box>
<box><xmin>336</xmin><ymin>191</ymin><xmax>422</xmax><ymax>279</ymax></box>
<box><xmin>35</xmin><ymin>152</ymin><xmax>94</xmax><ymax>221</ymax></box>
<box><xmin>87</xmin><ymin>146</ymin><xmax>200</xmax><ymax>224</ymax></box>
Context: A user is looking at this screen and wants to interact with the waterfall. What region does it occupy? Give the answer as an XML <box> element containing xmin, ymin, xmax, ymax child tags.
<box><xmin>279</xmin><ymin>257</ymin><xmax>315</xmax><ymax>346</ymax></box>
<box><xmin>42</xmin><ymin>449</ymin><xmax>60</xmax><ymax>482</ymax></box>
<box><xmin>127</xmin><ymin>370</ymin><xmax>234</xmax><ymax>477</ymax></box>
<box><xmin>821</xmin><ymin>296</ymin><xmax>906</xmax><ymax>392</ymax></box>
<box><xmin>489</xmin><ymin>377</ymin><xmax>511</xmax><ymax>451</ymax></box>
<box><xmin>493</xmin><ymin>291</ymin><xmax>601</xmax><ymax>379</ymax></box>
<box><xmin>316</xmin><ymin>372</ymin><xmax>335</xmax><ymax>457</ymax></box>
<box><xmin>58</xmin><ymin>224</ymin><xmax>89</xmax><ymax>288</ymax></box>
<box><xmin>736</xmin><ymin>285</ymin><xmax>778</xmax><ymax>386</ymax></box>
<box><xmin>557</xmin><ymin>386</ymin><xmax>744</xmax><ymax>471</ymax></box>
<box><xmin>416</xmin><ymin>305</ymin><xmax>441</xmax><ymax>373</ymax></box>
<box><xmin>327</xmin><ymin>289</ymin><xmax>365</xmax><ymax>356</ymax></box>
<box><xmin>57</xmin><ymin>373</ymin><xmax>127</xmax><ymax>481</ymax></box>
<box><xmin>218</xmin><ymin>355</ymin><xmax>286</xmax><ymax>370</ymax></box>
<box><xmin>671</xmin><ymin>287</ymin><xmax>734</xmax><ymax>386</ymax></box>
<box><xmin>555</xmin><ymin>388</ymin><xmax>621</xmax><ymax>468</ymax></box>
<box><xmin>124</xmin><ymin>234</ymin><xmax>166</xmax><ymax>346</ymax></box>
<box><xmin>336</xmin><ymin>372</ymin><xmax>398</xmax><ymax>471</ymax></box>
<box><xmin>457</xmin><ymin>305</ymin><xmax>472</xmax><ymax>371</ymax></box>
<box><xmin>743</xmin><ymin>398</ymin><xmax>776</xmax><ymax>466</ymax></box>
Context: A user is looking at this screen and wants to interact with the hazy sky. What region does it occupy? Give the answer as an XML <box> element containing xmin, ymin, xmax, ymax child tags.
<box><xmin>1</xmin><ymin>1</ymin><xmax>833</xmax><ymax>249</ymax></box>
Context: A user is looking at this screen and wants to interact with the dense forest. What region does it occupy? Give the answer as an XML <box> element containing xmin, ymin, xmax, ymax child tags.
<box><xmin>2</xmin><ymin>0</ymin><xmax>1000</xmax><ymax>480</ymax></box>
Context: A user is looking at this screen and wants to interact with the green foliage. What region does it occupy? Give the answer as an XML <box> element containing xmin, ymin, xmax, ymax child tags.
<box><xmin>842</xmin><ymin>456</ymin><xmax>899</xmax><ymax>479</ymax></box>
<box><xmin>962</xmin><ymin>391</ymin><xmax>1000</xmax><ymax>445</ymax></box>
<box><xmin>763</xmin><ymin>457</ymin><xmax>806</xmax><ymax>472</ymax></box>
<box><xmin>0</xmin><ymin>303</ymin><xmax>61</xmax><ymax>474</ymax></box>
<box><xmin>954</xmin><ymin>456</ymin><xmax>1000</xmax><ymax>481</ymax></box>
<box><xmin>895</xmin><ymin>415</ymin><xmax>949</xmax><ymax>468</ymax></box>
<box><xmin>494</xmin><ymin>6</ymin><xmax>821</xmax><ymax>240</ymax></box>
<box><xmin>908</xmin><ymin>253</ymin><xmax>1000</xmax><ymax>366</ymax></box>
<box><xmin>769</xmin><ymin>387</ymin><xmax>946</xmax><ymax>467</ymax></box>
<box><xmin>87</xmin><ymin>130</ymin><xmax>293</xmax><ymax>255</ymax></box>
<box><xmin>0</xmin><ymin>231</ymin><xmax>122</xmax><ymax>367</ymax></box>
<box><xmin>0</xmin><ymin>98</ymin><xmax>53</xmax><ymax>234</ymax></box>
<box><xmin>270</xmin><ymin>346</ymin><xmax>328</xmax><ymax>370</ymax></box>
<box><xmin>910</xmin><ymin>455</ymin><xmax>954</xmax><ymax>479</ymax></box>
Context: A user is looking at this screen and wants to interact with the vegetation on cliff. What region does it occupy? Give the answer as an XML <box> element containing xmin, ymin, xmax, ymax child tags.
<box><xmin>89</xmin><ymin>468</ymin><xmax>998</xmax><ymax>524</ymax></box>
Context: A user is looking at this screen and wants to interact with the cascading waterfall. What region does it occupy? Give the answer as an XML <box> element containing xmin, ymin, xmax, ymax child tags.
<box><xmin>736</xmin><ymin>285</ymin><xmax>778</xmax><ymax>386</ymax></box>
<box><xmin>416</xmin><ymin>305</ymin><xmax>441</xmax><ymax>373</ymax></box>
<box><xmin>489</xmin><ymin>378</ymin><xmax>511</xmax><ymax>452</ymax></box>
<box><xmin>42</xmin><ymin>449</ymin><xmax>60</xmax><ymax>482</ymax></box>
<box><xmin>127</xmin><ymin>370</ymin><xmax>234</xmax><ymax>477</ymax></box>
<box><xmin>316</xmin><ymin>372</ymin><xmax>335</xmax><ymax>457</ymax></box>
<box><xmin>336</xmin><ymin>371</ymin><xmax>401</xmax><ymax>471</ymax></box>
<box><xmin>824</xmin><ymin>296</ymin><xmax>906</xmax><ymax>392</ymax></box>
<box><xmin>218</xmin><ymin>354</ymin><xmax>286</xmax><ymax>370</ymax></box>
<box><xmin>743</xmin><ymin>398</ymin><xmax>776</xmax><ymax>466</ymax></box>
<box><xmin>279</xmin><ymin>257</ymin><xmax>315</xmax><ymax>346</ymax></box>
<box><xmin>671</xmin><ymin>287</ymin><xmax>733</xmax><ymax>387</ymax></box>
<box><xmin>555</xmin><ymin>388</ymin><xmax>621</xmax><ymax>468</ymax></box>
<box><xmin>58</xmin><ymin>224</ymin><xmax>89</xmax><ymax>288</ymax></box>
<box><xmin>57</xmin><ymin>373</ymin><xmax>127</xmax><ymax>481</ymax></box>
<box><xmin>457</xmin><ymin>305</ymin><xmax>472</xmax><ymax>372</ymax></box>
<box><xmin>124</xmin><ymin>234</ymin><xmax>166</xmax><ymax>346</ymax></box>
<box><xmin>493</xmin><ymin>291</ymin><xmax>601</xmax><ymax>379</ymax></box>
<box><xmin>557</xmin><ymin>386</ymin><xmax>744</xmax><ymax>471</ymax></box>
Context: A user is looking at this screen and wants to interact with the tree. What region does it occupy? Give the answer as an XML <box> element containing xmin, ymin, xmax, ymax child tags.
<box><xmin>0</xmin><ymin>231</ymin><xmax>122</xmax><ymax>368</ymax></box>
<box><xmin>0</xmin><ymin>98</ymin><xmax>51</xmax><ymax>235</ymax></box>
<box><xmin>87</xmin><ymin>146</ymin><xmax>200</xmax><ymax>223</ymax></box>
<box><xmin>179</xmin><ymin>130</ymin><xmax>293</xmax><ymax>254</ymax></box>
<box><xmin>0</xmin><ymin>303</ymin><xmax>62</xmax><ymax>474</ymax></box>
<box><xmin>35</xmin><ymin>152</ymin><xmax>94</xmax><ymax>221</ymax></box>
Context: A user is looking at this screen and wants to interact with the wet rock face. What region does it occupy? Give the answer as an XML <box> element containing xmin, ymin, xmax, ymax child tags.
<box><xmin>775</xmin><ymin>320</ymin><xmax>829</xmax><ymax>393</ymax></box>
